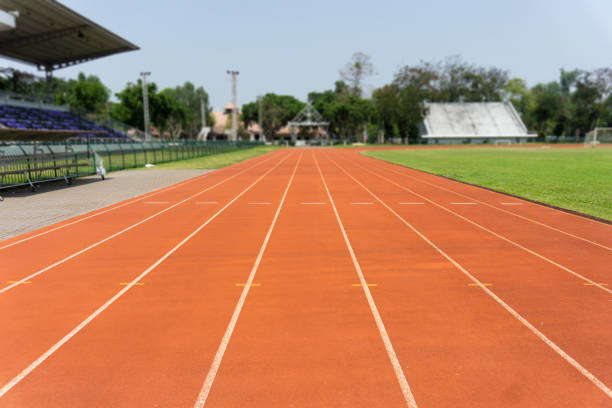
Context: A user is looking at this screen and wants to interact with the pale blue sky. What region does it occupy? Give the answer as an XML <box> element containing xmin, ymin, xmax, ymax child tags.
<box><xmin>1</xmin><ymin>0</ymin><xmax>611</xmax><ymax>111</ymax></box>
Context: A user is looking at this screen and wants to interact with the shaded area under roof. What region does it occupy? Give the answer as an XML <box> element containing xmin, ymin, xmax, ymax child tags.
<box><xmin>0</xmin><ymin>0</ymin><xmax>138</xmax><ymax>71</ymax></box>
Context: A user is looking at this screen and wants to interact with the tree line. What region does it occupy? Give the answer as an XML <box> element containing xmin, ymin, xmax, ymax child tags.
<box><xmin>240</xmin><ymin>53</ymin><xmax>612</xmax><ymax>142</ymax></box>
<box><xmin>2</xmin><ymin>54</ymin><xmax>610</xmax><ymax>141</ymax></box>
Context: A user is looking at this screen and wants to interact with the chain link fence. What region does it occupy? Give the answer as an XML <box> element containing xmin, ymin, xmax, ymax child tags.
<box><xmin>0</xmin><ymin>140</ymin><xmax>262</xmax><ymax>192</ymax></box>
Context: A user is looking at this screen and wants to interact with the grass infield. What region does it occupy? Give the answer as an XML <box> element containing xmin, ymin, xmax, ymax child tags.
<box><xmin>363</xmin><ymin>147</ymin><xmax>612</xmax><ymax>221</ymax></box>
<box><xmin>152</xmin><ymin>146</ymin><xmax>281</xmax><ymax>170</ymax></box>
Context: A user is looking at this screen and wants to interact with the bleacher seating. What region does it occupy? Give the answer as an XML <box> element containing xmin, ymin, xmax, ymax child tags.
<box><xmin>421</xmin><ymin>102</ymin><xmax>536</xmax><ymax>143</ymax></box>
<box><xmin>0</xmin><ymin>104</ymin><xmax>126</xmax><ymax>138</ymax></box>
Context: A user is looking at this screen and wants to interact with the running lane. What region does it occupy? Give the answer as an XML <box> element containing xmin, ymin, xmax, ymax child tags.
<box><xmin>356</xmin><ymin>149</ymin><xmax>612</xmax><ymax>248</ymax></box>
<box><xmin>314</xmin><ymin>149</ymin><xmax>611</xmax><ymax>407</ymax></box>
<box><xmin>203</xmin><ymin>151</ymin><xmax>408</xmax><ymax>407</ymax></box>
<box><xmin>0</xmin><ymin>149</ymin><xmax>284</xmax><ymax>277</ymax></box>
<box><xmin>327</xmin><ymin>149</ymin><xmax>612</xmax><ymax>388</ymax></box>
<box><xmin>0</xmin><ymin>150</ymin><xmax>294</xmax><ymax>403</ymax></box>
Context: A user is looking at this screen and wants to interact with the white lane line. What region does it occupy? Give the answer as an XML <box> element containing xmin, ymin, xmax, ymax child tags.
<box><xmin>400</xmin><ymin>202</ymin><xmax>425</xmax><ymax>205</ymax></box>
<box><xmin>501</xmin><ymin>203</ymin><xmax>524</xmax><ymax>206</ymax></box>
<box><xmin>194</xmin><ymin>154</ymin><xmax>303</xmax><ymax>408</ymax></box>
<box><xmin>0</xmin><ymin>150</ymin><xmax>281</xmax><ymax>252</ymax></box>
<box><xmin>248</xmin><ymin>202</ymin><xmax>272</xmax><ymax>205</ymax></box>
<box><xmin>352</xmin><ymin>161</ymin><xmax>612</xmax><ymax>295</ymax></box>
<box><xmin>352</xmin><ymin>202</ymin><xmax>374</xmax><ymax>205</ymax></box>
<box><xmin>451</xmin><ymin>202</ymin><xmax>476</xmax><ymax>205</ymax></box>
<box><xmin>361</xmin><ymin>156</ymin><xmax>611</xmax><ymax>251</ymax></box>
<box><xmin>313</xmin><ymin>154</ymin><xmax>418</xmax><ymax>408</ymax></box>
<box><xmin>0</xmin><ymin>154</ymin><xmax>286</xmax><ymax>295</ymax></box>
<box><xmin>196</xmin><ymin>202</ymin><xmax>218</xmax><ymax>205</ymax></box>
<box><xmin>0</xmin><ymin>152</ymin><xmax>294</xmax><ymax>401</ymax></box>
<box><xmin>143</xmin><ymin>201</ymin><xmax>169</xmax><ymax>205</ymax></box>
<box><xmin>300</xmin><ymin>202</ymin><xmax>326</xmax><ymax>205</ymax></box>
<box><xmin>329</xmin><ymin>155</ymin><xmax>612</xmax><ymax>400</ymax></box>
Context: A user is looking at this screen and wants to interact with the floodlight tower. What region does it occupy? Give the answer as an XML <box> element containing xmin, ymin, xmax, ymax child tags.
<box><xmin>140</xmin><ymin>72</ymin><xmax>151</xmax><ymax>141</ymax></box>
<box><xmin>227</xmin><ymin>70</ymin><xmax>239</xmax><ymax>141</ymax></box>
<box><xmin>257</xmin><ymin>94</ymin><xmax>264</xmax><ymax>141</ymax></box>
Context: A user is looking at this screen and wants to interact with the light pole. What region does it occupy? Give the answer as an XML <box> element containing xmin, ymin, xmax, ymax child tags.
<box><xmin>257</xmin><ymin>94</ymin><xmax>264</xmax><ymax>141</ymax></box>
<box><xmin>226</xmin><ymin>70</ymin><xmax>239</xmax><ymax>141</ymax></box>
<box><xmin>140</xmin><ymin>72</ymin><xmax>151</xmax><ymax>141</ymax></box>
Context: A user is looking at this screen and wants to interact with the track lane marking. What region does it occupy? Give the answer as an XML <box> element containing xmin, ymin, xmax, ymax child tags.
<box><xmin>0</xmin><ymin>151</ymin><xmax>294</xmax><ymax>400</ymax></box>
<box><xmin>314</xmin><ymin>153</ymin><xmax>418</xmax><ymax>408</ymax></box>
<box><xmin>360</xmin><ymin>155</ymin><xmax>611</xmax><ymax>251</ymax></box>
<box><xmin>328</xmin><ymin>153</ymin><xmax>612</xmax><ymax>401</ymax></box>
<box><xmin>194</xmin><ymin>153</ymin><xmax>303</xmax><ymax>407</ymax></box>
<box><xmin>120</xmin><ymin>282</ymin><xmax>144</xmax><ymax>286</ymax></box>
<box><xmin>235</xmin><ymin>283</ymin><xmax>261</xmax><ymax>287</ymax></box>
<box><xmin>0</xmin><ymin>154</ymin><xmax>279</xmax><ymax>295</ymax></box>
<box><xmin>350</xmin><ymin>160</ymin><xmax>612</xmax><ymax>295</ymax></box>
<box><xmin>0</xmin><ymin>150</ymin><xmax>281</xmax><ymax>251</ymax></box>
<box><xmin>352</xmin><ymin>283</ymin><xmax>377</xmax><ymax>287</ymax></box>
<box><xmin>6</xmin><ymin>281</ymin><xmax>31</xmax><ymax>285</ymax></box>
<box><xmin>468</xmin><ymin>283</ymin><xmax>493</xmax><ymax>287</ymax></box>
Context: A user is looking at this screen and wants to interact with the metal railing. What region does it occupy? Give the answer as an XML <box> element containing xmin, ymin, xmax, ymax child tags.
<box><xmin>0</xmin><ymin>140</ymin><xmax>262</xmax><ymax>191</ymax></box>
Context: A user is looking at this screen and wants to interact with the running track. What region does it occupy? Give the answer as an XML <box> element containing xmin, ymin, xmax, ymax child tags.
<box><xmin>0</xmin><ymin>148</ymin><xmax>610</xmax><ymax>407</ymax></box>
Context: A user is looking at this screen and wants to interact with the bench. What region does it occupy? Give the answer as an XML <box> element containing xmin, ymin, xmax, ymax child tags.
<box><xmin>0</xmin><ymin>145</ymin><xmax>102</xmax><ymax>201</ymax></box>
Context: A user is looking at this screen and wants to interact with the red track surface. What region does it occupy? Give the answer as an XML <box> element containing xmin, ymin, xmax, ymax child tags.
<box><xmin>0</xmin><ymin>148</ymin><xmax>610</xmax><ymax>407</ymax></box>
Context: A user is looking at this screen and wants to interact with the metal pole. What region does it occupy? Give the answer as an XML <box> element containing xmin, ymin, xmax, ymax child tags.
<box><xmin>140</xmin><ymin>72</ymin><xmax>151</xmax><ymax>141</ymax></box>
<box><xmin>257</xmin><ymin>95</ymin><xmax>264</xmax><ymax>141</ymax></box>
<box><xmin>227</xmin><ymin>70</ymin><xmax>239</xmax><ymax>141</ymax></box>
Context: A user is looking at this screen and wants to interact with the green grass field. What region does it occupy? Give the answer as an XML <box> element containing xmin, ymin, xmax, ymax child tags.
<box><xmin>363</xmin><ymin>147</ymin><xmax>612</xmax><ymax>220</ymax></box>
<box><xmin>152</xmin><ymin>146</ymin><xmax>281</xmax><ymax>170</ymax></box>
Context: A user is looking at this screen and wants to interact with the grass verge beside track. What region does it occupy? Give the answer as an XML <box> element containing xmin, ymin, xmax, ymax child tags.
<box><xmin>151</xmin><ymin>146</ymin><xmax>281</xmax><ymax>170</ymax></box>
<box><xmin>363</xmin><ymin>147</ymin><xmax>612</xmax><ymax>220</ymax></box>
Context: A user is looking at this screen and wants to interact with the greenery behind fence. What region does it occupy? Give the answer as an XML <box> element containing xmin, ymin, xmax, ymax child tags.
<box><xmin>0</xmin><ymin>141</ymin><xmax>261</xmax><ymax>189</ymax></box>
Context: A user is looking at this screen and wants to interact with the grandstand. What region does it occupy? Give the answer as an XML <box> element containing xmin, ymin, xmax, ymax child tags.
<box><xmin>421</xmin><ymin>102</ymin><xmax>536</xmax><ymax>144</ymax></box>
<box><xmin>0</xmin><ymin>0</ymin><xmax>138</xmax><ymax>142</ymax></box>
<box><xmin>0</xmin><ymin>103</ymin><xmax>126</xmax><ymax>141</ymax></box>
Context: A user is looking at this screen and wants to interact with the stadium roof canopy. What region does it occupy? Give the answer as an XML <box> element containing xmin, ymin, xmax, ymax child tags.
<box><xmin>0</xmin><ymin>0</ymin><xmax>138</xmax><ymax>72</ymax></box>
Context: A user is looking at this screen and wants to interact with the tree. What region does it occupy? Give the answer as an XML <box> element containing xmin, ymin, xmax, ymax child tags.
<box><xmin>111</xmin><ymin>80</ymin><xmax>171</xmax><ymax>132</ymax></box>
<box><xmin>340</xmin><ymin>52</ymin><xmax>375</xmax><ymax>97</ymax></box>
<box><xmin>394</xmin><ymin>56</ymin><xmax>509</xmax><ymax>103</ymax></box>
<box><xmin>242</xmin><ymin>94</ymin><xmax>304</xmax><ymax>138</ymax></box>
<box><xmin>309</xmin><ymin>81</ymin><xmax>377</xmax><ymax>140</ymax></box>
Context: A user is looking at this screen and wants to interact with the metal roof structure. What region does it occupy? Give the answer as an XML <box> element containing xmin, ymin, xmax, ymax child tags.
<box><xmin>0</xmin><ymin>0</ymin><xmax>138</xmax><ymax>71</ymax></box>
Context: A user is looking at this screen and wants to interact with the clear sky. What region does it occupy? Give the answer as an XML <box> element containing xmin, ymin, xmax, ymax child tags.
<box><xmin>1</xmin><ymin>0</ymin><xmax>611</xmax><ymax>111</ymax></box>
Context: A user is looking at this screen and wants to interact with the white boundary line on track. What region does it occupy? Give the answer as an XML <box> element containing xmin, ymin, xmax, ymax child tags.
<box><xmin>0</xmin><ymin>151</ymin><xmax>294</xmax><ymax>400</ymax></box>
<box><xmin>0</xmin><ymin>150</ymin><xmax>281</xmax><ymax>251</ymax></box>
<box><xmin>349</xmin><ymin>159</ymin><xmax>612</xmax><ymax>295</ymax></box>
<box><xmin>328</xmin><ymin>154</ymin><xmax>612</xmax><ymax>400</ymax></box>
<box><xmin>361</xmin><ymin>155</ymin><xmax>611</xmax><ymax>251</ymax></box>
<box><xmin>0</xmin><ymin>153</ymin><xmax>281</xmax><ymax>295</ymax></box>
<box><xmin>193</xmin><ymin>153</ymin><xmax>303</xmax><ymax>408</ymax></box>
<box><xmin>313</xmin><ymin>153</ymin><xmax>418</xmax><ymax>408</ymax></box>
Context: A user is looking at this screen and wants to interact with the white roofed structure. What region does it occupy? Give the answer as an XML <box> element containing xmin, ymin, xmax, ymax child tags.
<box><xmin>421</xmin><ymin>102</ymin><xmax>536</xmax><ymax>144</ymax></box>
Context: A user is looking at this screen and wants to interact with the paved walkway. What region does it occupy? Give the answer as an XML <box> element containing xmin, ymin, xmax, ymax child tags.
<box><xmin>0</xmin><ymin>169</ymin><xmax>211</xmax><ymax>241</ymax></box>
